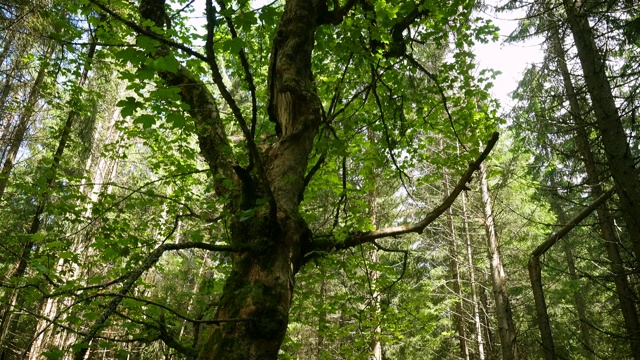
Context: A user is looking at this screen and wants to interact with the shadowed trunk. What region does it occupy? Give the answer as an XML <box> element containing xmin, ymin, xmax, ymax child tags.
<box><xmin>528</xmin><ymin>189</ymin><xmax>613</xmax><ymax>360</ymax></box>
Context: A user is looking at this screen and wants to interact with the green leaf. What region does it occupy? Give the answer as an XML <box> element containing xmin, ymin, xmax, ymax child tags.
<box><xmin>117</xmin><ymin>96</ymin><xmax>141</xmax><ymax>118</ymax></box>
<box><xmin>239</xmin><ymin>208</ymin><xmax>257</xmax><ymax>222</ymax></box>
<box><xmin>222</xmin><ymin>37</ymin><xmax>246</xmax><ymax>54</ymax></box>
<box><xmin>166</xmin><ymin>113</ymin><xmax>186</xmax><ymax>128</ymax></box>
<box><xmin>114</xmin><ymin>47</ymin><xmax>144</xmax><ymax>65</ymax></box>
<box><xmin>154</xmin><ymin>56</ymin><xmax>180</xmax><ymax>73</ymax></box>
<box><xmin>134</xmin><ymin>114</ymin><xmax>156</xmax><ymax>129</ymax></box>
<box><xmin>59</xmin><ymin>251</ymin><xmax>75</xmax><ymax>260</ymax></box>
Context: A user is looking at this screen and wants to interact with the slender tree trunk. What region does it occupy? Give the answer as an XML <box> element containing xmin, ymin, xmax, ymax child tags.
<box><xmin>479</xmin><ymin>163</ymin><xmax>518</xmax><ymax>360</ymax></box>
<box><xmin>551</xmin><ymin>23</ymin><xmax>640</xmax><ymax>358</ymax></box>
<box><xmin>369</xmin><ymin>249</ymin><xmax>382</xmax><ymax>360</ymax></box>
<box><xmin>178</xmin><ymin>259</ymin><xmax>208</xmax><ymax>341</ymax></box>
<box><xmin>316</xmin><ymin>268</ymin><xmax>327</xmax><ymax>359</ymax></box>
<box><xmin>563</xmin><ymin>0</ymin><xmax>640</xmax><ymax>272</ymax></box>
<box><xmin>443</xmin><ymin>165</ymin><xmax>469</xmax><ymax>360</ymax></box>
<box><xmin>368</xmin><ymin>131</ymin><xmax>382</xmax><ymax>360</ymax></box>
<box><xmin>479</xmin><ymin>282</ymin><xmax>495</xmax><ymax>360</ymax></box>
<box><xmin>528</xmin><ymin>256</ymin><xmax>554</xmax><ymax>360</ymax></box>
<box><xmin>528</xmin><ymin>189</ymin><xmax>614</xmax><ymax>360</ymax></box>
<box><xmin>8</xmin><ymin>41</ymin><xmax>95</xmax><ymax>359</ymax></box>
<box><xmin>0</xmin><ymin>44</ymin><xmax>52</xmax><ymax>201</ymax></box>
<box><xmin>0</xmin><ymin>43</ymin><xmax>56</xmax><ymax>358</ymax></box>
<box><xmin>0</xmin><ymin>46</ymin><xmax>24</xmax><ymax>146</ymax></box>
<box><xmin>558</xmin><ymin>224</ymin><xmax>593</xmax><ymax>359</ymax></box>
<box><xmin>49</xmin><ymin>94</ymin><xmax>123</xmax><ymax>356</ymax></box>
<box><xmin>462</xmin><ymin>192</ymin><xmax>485</xmax><ymax>360</ymax></box>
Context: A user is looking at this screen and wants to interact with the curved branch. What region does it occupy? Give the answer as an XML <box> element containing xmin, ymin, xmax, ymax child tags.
<box><xmin>107</xmin><ymin>309</ymin><xmax>196</xmax><ymax>358</ymax></box>
<box><xmin>101</xmin><ymin>293</ymin><xmax>248</xmax><ymax>325</ymax></box>
<box><xmin>312</xmin><ymin>132</ymin><xmax>499</xmax><ymax>252</ymax></box>
<box><xmin>88</xmin><ymin>0</ymin><xmax>207</xmax><ymax>62</ymax></box>
<box><xmin>372</xmin><ymin>241</ymin><xmax>408</xmax><ymax>292</ymax></box>
<box><xmin>203</xmin><ymin>0</ymin><xmax>275</xmax><ymax>207</ymax></box>
<box><xmin>72</xmin><ymin>240</ymin><xmax>241</xmax><ymax>359</ymax></box>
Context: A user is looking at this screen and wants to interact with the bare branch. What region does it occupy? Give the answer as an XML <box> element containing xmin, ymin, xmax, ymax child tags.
<box><xmin>101</xmin><ymin>293</ymin><xmax>249</xmax><ymax>325</ymax></box>
<box><xmin>203</xmin><ymin>0</ymin><xmax>275</xmax><ymax>208</ymax></box>
<box><xmin>531</xmin><ymin>187</ymin><xmax>614</xmax><ymax>259</ymax></box>
<box><xmin>372</xmin><ymin>241</ymin><xmax>408</xmax><ymax>292</ymax></box>
<box><xmin>312</xmin><ymin>132</ymin><xmax>499</xmax><ymax>252</ymax></box>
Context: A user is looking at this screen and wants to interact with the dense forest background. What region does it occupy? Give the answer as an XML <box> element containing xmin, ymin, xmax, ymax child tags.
<box><xmin>0</xmin><ymin>0</ymin><xmax>639</xmax><ymax>359</ymax></box>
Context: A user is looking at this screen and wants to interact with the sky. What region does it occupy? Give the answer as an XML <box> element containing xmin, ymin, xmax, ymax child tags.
<box><xmin>473</xmin><ymin>5</ymin><xmax>545</xmax><ymax>111</ymax></box>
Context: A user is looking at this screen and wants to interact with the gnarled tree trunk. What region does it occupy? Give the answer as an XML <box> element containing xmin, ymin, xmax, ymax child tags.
<box><xmin>73</xmin><ymin>1</ymin><xmax>499</xmax><ymax>358</ymax></box>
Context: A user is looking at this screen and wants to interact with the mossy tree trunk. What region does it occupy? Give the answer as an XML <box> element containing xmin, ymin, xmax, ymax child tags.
<box><xmin>74</xmin><ymin>0</ymin><xmax>499</xmax><ymax>358</ymax></box>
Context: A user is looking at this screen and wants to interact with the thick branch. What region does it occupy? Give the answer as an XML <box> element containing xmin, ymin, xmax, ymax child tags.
<box><xmin>530</xmin><ymin>187</ymin><xmax>614</xmax><ymax>259</ymax></box>
<box><xmin>312</xmin><ymin>132</ymin><xmax>499</xmax><ymax>252</ymax></box>
<box><xmin>201</xmin><ymin>0</ymin><xmax>275</xmax><ymax>211</ymax></box>
<box><xmin>92</xmin><ymin>0</ymin><xmax>238</xmax><ymax>198</ymax></box>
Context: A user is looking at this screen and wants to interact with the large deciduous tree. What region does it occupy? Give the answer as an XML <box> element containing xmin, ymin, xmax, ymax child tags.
<box><xmin>67</xmin><ymin>0</ymin><xmax>499</xmax><ymax>358</ymax></box>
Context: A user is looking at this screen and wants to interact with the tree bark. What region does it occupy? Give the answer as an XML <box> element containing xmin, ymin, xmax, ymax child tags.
<box><xmin>562</xmin><ymin>0</ymin><xmax>640</xmax><ymax>272</ymax></box>
<box><xmin>0</xmin><ymin>43</ymin><xmax>56</xmax><ymax>357</ymax></box>
<box><xmin>479</xmin><ymin>162</ymin><xmax>518</xmax><ymax>360</ymax></box>
<box><xmin>479</xmin><ymin>280</ymin><xmax>496</xmax><ymax>360</ymax></box>
<box><xmin>556</xmin><ymin>207</ymin><xmax>593</xmax><ymax>360</ymax></box>
<box><xmin>529</xmin><ymin>189</ymin><xmax>613</xmax><ymax>360</ymax></box>
<box><xmin>78</xmin><ymin>1</ymin><xmax>326</xmax><ymax>359</ymax></box>
<box><xmin>527</xmin><ymin>257</ymin><xmax>554</xmax><ymax>360</ymax></box>
<box><xmin>367</xmin><ymin>148</ymin><xmax>382</xmax><ymax>360</ymax></box>
<box><xmin>551</xmin><ymin>22</ymin><xmax>640</xmax><ymax>358</ymax></box>
<box><xmin>25</xmin><ymin>40</ymin><xmax>97</xmax><ymax>359</ymax></box>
